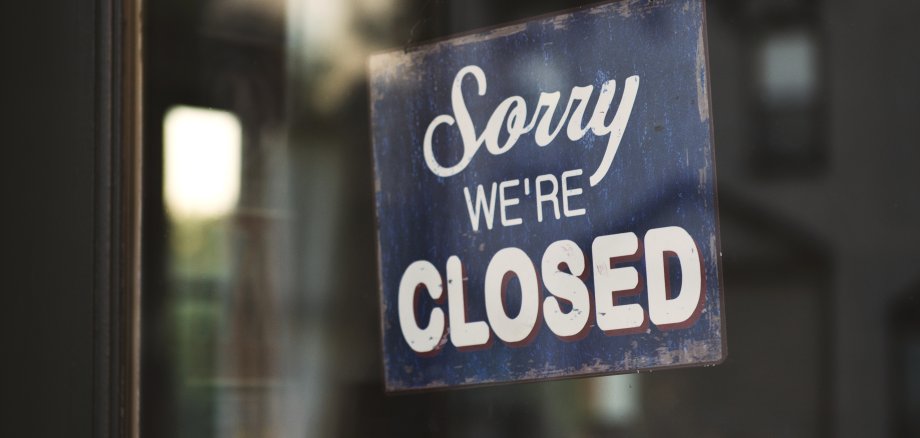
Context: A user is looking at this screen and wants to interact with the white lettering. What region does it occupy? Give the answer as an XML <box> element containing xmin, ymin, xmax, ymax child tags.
<box><xmin>447</xmin><ymin>256</ymin><xmax>491</xmax><ymax>348</ymax></box>
<box><xmin>542</xmin><ymin>240</ymin><xmax>591</xmax><ymax>338</ymax></box>
<box><xmin>498</xmin><ymin>179</ymin><xmax>522</xmax><ymax>227</ymax></box>
<box><xmin>464</xmin><ymin>183</ymin><xmax>498</xmax><ymax>232</ymax></box>
<box><xmin>588</xmin><ymin>76</ymin><xmax>640</xmax><ymax>186</ymax></box>
<box><xmin>535</xmin><ymin>174</ymin><xmax>560</xmax><ymax>223</ymax></box>
<box><xmin>592</xmin><ymin>232</ymin><xmax>646</xmax><ymax>333</ymax></box>
<box><xmin>394</xmin><ymin>226</ymin><xmax>705</xmax><ymax>354</ymax></box>
<box><xmin>398</xmin><ymin>260</ymin><xmax>446</xmax><ymax>354</ymax></box>
<box><xmin>561</xmin><ymin>169</ymin><xmax>586</xmax><ymax>217</ymax></box>
<box><xmin>423</xmin><ymin>65</ymin><xmax>639</xmax><ymax>186</ymax></box>
<box><xmin>484</xmin><ymin>247</ymin><xmax>541</xmax><ymax>345</ymax></box>
<box><xmin>645</xmin><ymin>226</ymin><xmax>704</xmax><ymax>328</ymax></box>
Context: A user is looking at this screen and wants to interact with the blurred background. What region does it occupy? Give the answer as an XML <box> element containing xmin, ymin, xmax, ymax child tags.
<box><xmin>139</xmin><ymin>0</ymin><xmax>920</xmax><ymax>436</ymax></box>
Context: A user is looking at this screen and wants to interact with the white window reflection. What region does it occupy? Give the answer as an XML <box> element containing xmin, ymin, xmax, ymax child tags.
<box><xmin>759</xmin><ymin>29</ymin><xmax>818</xmax><ymax>108</ymax></box>
<box><xmin>164</xmin><ymin>106</ymin><xmax>242</xmax><ymax>220</ymax></box>
<box><xmin>593</xmin><ymin>373</ymin><xmax>641</xmax><ymax>425</ymax></box>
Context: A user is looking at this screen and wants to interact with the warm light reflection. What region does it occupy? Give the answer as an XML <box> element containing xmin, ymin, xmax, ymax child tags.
<box><xmin>164</xmin><ymin>106</ymin><xmax>242</xmax><ymax>220</ymax></box>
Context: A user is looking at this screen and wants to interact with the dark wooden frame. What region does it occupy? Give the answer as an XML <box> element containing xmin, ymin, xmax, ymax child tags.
<box><xmin>3</xmin><ymin>0</ymin><xmax>141</xmax><ymax>435</ymax></box>
<box><xmin>93</xmin><ymin>0</ymin><xmax>143</xmax><ymax>435</ymax></box>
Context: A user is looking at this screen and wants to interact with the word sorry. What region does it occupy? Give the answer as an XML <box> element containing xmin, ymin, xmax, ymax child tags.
<box><xmin>398</xmin><ymin>226</ymin><xmax>704</xmax><ymax>354</ymax></box>
<box><xmin>423</xmin><ymin>65</ymin><xmax>640</xmax><ymax>187</ymax></box>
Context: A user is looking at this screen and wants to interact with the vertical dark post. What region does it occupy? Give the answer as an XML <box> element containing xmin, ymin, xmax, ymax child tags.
<box><xmin>2</xmin><ymin>0</ymin><xmax>140</xmax><ymax>437</ymax></box>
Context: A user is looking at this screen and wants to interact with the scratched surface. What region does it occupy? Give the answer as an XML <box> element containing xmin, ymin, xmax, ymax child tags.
<box><xmin>369</xmin><ymin>0</ymin><xmax>724</xmax><ymax>391</ymax></box>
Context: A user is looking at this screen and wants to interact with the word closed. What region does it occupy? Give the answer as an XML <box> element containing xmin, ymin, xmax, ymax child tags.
<box><xmin>399</xmin><ymin>227</ymin><xmax>703</xmax><ymax>353</ymax></box>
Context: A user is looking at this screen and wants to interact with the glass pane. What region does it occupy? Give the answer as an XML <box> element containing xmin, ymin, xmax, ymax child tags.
<box><xmin>139</xmin><ymin>0</ymin><xmax>920</xmax><ymax>436</ymax></box>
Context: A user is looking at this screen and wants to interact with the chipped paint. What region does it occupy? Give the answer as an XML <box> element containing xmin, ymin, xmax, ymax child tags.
<box><xmin>446</xmin><ymin>24</ymin><xmax>529</xmax><ymax>49</ymax></box>
<box><xmin>695</xmin><ymin>24</ymin><xmax>710</xmax><ymax>122</ymax></box>
<box><xmin>551</xmin><ymin>13</ymin><xmax>574</xmax><ymax>30</ymax></box>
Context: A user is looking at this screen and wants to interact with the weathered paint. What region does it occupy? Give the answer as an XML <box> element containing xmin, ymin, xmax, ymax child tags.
<box><xmin>370</xmin><ymin>0</ymin><xmax>724</xmax><ymax>392</ymax></box>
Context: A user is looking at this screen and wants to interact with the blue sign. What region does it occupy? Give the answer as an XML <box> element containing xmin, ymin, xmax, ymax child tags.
<box><xmin>370</xmin><ymin>0</ymin><xmax>725</xmax><ymax>391</ymax></box>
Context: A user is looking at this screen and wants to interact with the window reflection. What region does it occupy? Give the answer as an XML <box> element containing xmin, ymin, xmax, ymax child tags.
<box><xmin>758</xmin><ymin>30</ymin><xmax>818</xmax><ymax>108</ymax></box>
<box><xmin>141</xmin><ymin>0</ymin><xmax>920</xmax><ymax>437</ymax></box>
<box><xmin>164</xmin><ymin>106</ymin><xmax>242</xmax><ymax>220</ymax></box>
<box><xmin>592</xmin><ymin>374</ymin><xmax>641</xmax><ymax>427</ymax></box>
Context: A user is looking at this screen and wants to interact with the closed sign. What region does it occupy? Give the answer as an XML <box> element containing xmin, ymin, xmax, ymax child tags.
<box><xmin>370</xmin><ymin>0</ymin><xmax>725</xmax><ymax>391</ymax></box>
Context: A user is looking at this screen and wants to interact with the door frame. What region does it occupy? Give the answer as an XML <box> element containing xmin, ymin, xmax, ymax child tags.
<box><xmin>94</xmin><ymin>0</ymin><xmax>142</xmax><ymax>435</ymax></box>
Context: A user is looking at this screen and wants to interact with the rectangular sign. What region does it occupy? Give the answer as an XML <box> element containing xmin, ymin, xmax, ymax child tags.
<box><xmin>370</xmin><ymin>0</ymin><xmax>725</xmax><ymax>391</ymax></box>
